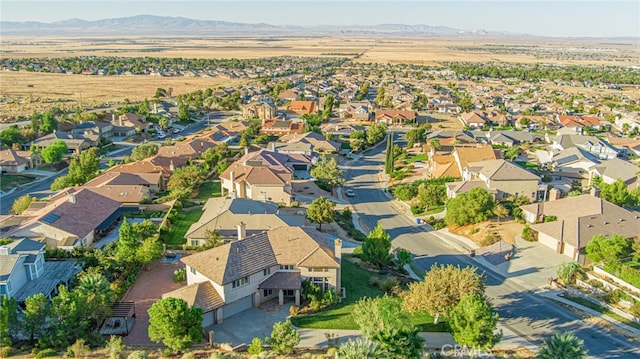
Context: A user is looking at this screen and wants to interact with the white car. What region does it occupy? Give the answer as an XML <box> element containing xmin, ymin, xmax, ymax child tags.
<box><xmin>345</xmin><ymin>189</ymin><xmax>355</xmax><ymax>197</ymax></box>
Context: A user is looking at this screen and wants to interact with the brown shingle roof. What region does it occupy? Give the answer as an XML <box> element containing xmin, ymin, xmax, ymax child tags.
<box><xmin>0</xmin><ymin>149</ymin><xmax>29</xmax><ymax>167</ymax></box>
<box><xmin>467</xmin><ymin>159</ymin><xmax>540</xmax><ymax>181</ymax></box>
<box><xmin>258</xmin><ymin>271</ymin><xmax>301</xmax><ymax>290</ymax></box>
<box><xmin>454</xmin><ymin>145</ymin><xmax>496</xmax><ymax>171</ymax></box>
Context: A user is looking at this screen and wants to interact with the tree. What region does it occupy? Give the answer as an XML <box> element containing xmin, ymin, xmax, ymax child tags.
<box><xmin>116</xmin><ymin>219</ymin><xmax>157</xmax><ymax>263</ymax></box>
<box><xmin>449</xmin><ymin>295</ymin><xmax>502</xmax><ymax>350</ymax></box>
<box><xmin>137</xmin><ymin>237</ymin><xmax>163</xmax><ymax>268</ymax></box>
<box><xmin>178</xmin><ymin>103</ymin><xmax>190</xmax><ymax>121</ymax></box>
<box><xmin>0</xmin><ymin>295</ymin><xmax>18</xmax><ymax>347</ymax></box>
<box><xmin>402</xmin><ymin>264</ymin><xmax>485</xmax><ymax>319</ymax></box>
<box><xmin>384</xmin><ymin>131</ymin><xmax>393</xmax><ymax>174</ymax></box>
<box><xmin>167</xmin><ymin>165</ymin><xmax>206</xmax><ymax>199</ymax></box>
<box><xmin>405</xmin><ymin>127</ymin><xmax>426</xmax><ymax>148</ymax></box>
<box><xmin>0</xmin><ymin>126</ymin><xmax>23</xmax><ymax>148</ymax></box>
<box><xmin>537</xmin><ymin>332</ymin><xmax>587</xmax><ymax>359</ymax></box>
<box><xmin>599</xmin><ymin>179</ymin><xmax>631</xmax><ymax>207</ymax></box>
<box><xmin>372</xmin><ymin>326</ymin><xmax>425</xmax><ymax>359</ymax></box>
<box><xmin>352</xmin><ymin>296</ymin><xmax>408</xmax><ymax>339</ymax></box>
<box><xmin>310</xmin><ymin>155</ymin><xmax>345</xmax><ymax>189</ymax></box>
<box><xmin>22</xmin><ymin>293</ymin><xmax>50</xmax><ymax>343</ymax></box>
<box><xmin>12</xmin><ymin>195</ymin><xmax>35</xmax><ymax>215</ymax></box>
<box><xmin>40</xmin><ymin>112</ymin><xmax>58</xmax><ymax>134</ymax></box>
<box><xmin>264</xmin><ymin>320</ymin><xmax>300</xmax><ymax>355</ymax></box>
<box><xmin>350</xmin><ymin>130</ymin><xmax>366</xmax><ymax>152</ymax></box>
<box><xmin>52</xmin><ymin>148</ymin><xmax>101</xmax><ymax>190</ymax></box>
<box><xmin>338</xmin><ymin>337</ymin><xmax>382</xmax><ymax>359</ymax></box>
<box><xmin>493</xmin><ymin>204</ymin><xmax>509</xmax><ymax>223</ymax></box>
<box><xmin>429</xmin><ymin>138</ymin><xmax>441</xmax><ymax>151</ymax></box>
<box><xmin>105</xmin><ymin>336</ymin><xmax>124</xmax><ymax>359</ymax></box>
<box><xmin>41</xmin><ymin>140</ymin><xmax>68</xmax><ymax>164</ymax></box>
<box><xmin>306</xmin><ymin>196</ymin><xmax>335</xmax><ymax>231</ymax></box>
<box><xmin>366</xmin><ymin>122</ymin><xmax>387</xmax><ymax>145</ymax></box>
<box><xmin>130</xmin><ymin>143</ymin><xmax>158</xmax><ymax>161</ymax></box>
<box><xmin>76</xmin><ymin>271</ymin><xmax>114</xmax><ymax>329</ymax></box>
<box><xmin>504</xmin><ymin>146</ymin><xmax>523</xmax><ymax>162</ymax></box>
<box><xmin>585</xmin><ymin>233</ymin><xmax>631</xmax><ymax>269</ymax></box>
<box><xmin>444</xmin><ymin>188</ymin><xmax>495</xmax><ymax>226</ymax></box>
<box><xmin>203</xmin><ymin>229</ymin><xmax>225</xmax><ymax>249</ymax></box>
<box><xmin>557</xmin><ymin>262</ymin><xmax>585</xmax><ymax>285</ymax></box>
<box><xmin>362</xmin><ymin>223</ymin><xmax>392</xmax><ymax>268</ymax></box>
<box><xmin>395</xmin><ymin>248</ymin><xmax>412</xmax><ymax>268</ymax></box>
<box><xmin>148</xmin><ymin>297</ymin><xmax>203</xmax><ymax>352</ymax></box>
<box><xmin>418</xmin><ymin>183</ymin><xmax>446</xmax><ymax>208</ymax></box>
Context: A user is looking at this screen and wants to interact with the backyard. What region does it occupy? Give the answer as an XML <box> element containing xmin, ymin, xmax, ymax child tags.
<box><xmin>290</xmin><ymin>255</ymin><xmax>449</xmax><ymax>332</ymax></box>
<box><xmin>164</xmin><ymin>207</ymin><xmax>203</xmax><ymax>246</ymax></box>
<box><xmin>192</xmin><ymin>180</ymin><xmax>221</xmax><ymax>202</ymax></box>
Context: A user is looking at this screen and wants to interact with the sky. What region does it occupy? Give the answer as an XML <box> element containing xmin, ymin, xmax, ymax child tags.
<box><xmin>1</xmin><ymin>1</ymin><xmax>639</xmax><ymax>38</ymax></box>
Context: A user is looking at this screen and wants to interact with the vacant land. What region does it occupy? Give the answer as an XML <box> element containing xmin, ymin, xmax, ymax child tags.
<box><xmin>0</xmin><ymin>71</ymin><xmax>247</xmax><ymax>119</ymax></box>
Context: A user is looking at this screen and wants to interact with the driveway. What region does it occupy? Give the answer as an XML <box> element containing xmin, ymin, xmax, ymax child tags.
<box><xmin>122</xmin><ymin>259</ymin><xmax>185</xmax><ymax>347</ymax></box>
<box><xmin>206</xmin><ymin>300</ymin><xmax>292</xmax><ymax>346</ymax></box>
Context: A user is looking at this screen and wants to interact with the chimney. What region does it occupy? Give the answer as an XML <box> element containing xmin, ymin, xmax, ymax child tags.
<box><xmin>169</xmin><ymin>160</ymin><xmax>175</xmax><ymax>172</ymax></box>
<box><xmin>230</xmin><ymin>170</ymin><xmax>235</xmax><ymax>186</ymax></box>
<box><xmin>244</xmin><ymin>147</ymin><xmax>249</xmax><ymax>156</ymax></box>
<box><xmin>237</xmin><ymin>222</ymin><xmax>246</xmax><ymax>240</ymax></box>
<box><xmin>334</xmin><ymin>238</ymin><xmax>342</xmax><ymax>261</ymax></box>
<box><xmin>69</xmin><ymin>193</ymin><xmax>76</xmax><ymax>204</ymax></box>
<box><xmin>119</xmin><ymin>116</ymin><xmax>123</xmax><ymax>126</ymax></box>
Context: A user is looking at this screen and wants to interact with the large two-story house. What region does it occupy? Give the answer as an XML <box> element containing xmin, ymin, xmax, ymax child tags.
<box><xmin>163</xmin><ymin>226</ymin><xmax>342</xmax><ymax>326</ymax></box>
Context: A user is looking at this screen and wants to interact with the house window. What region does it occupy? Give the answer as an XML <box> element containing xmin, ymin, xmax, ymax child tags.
<box><xmin>263</xmin><ymin>289</ymin><xmax>273</xmax><ymax>297</ymax></box>
<box><xmin>0</xmin><ymin>284</ymin><xmax>6</xmax><ymax>295</ymax></box>
<box><xmin>190</xmin><ymin>240</ymin><xmax>199</xmax><ymax>246</ymax></box>
<box><xmin>232</xmin><ymin>276</ymin><xmax>249</xmax><ymax>289</ymax></box>
<box><xmin>190</xmin><ymin>267</ymin><xmax>197</xmax><ymax>275</ymax></box>
<box><xmin>308</xmin><ymin>268</ymin><xmax>329</xmax><ymax>272</ymax></box>
<box><xmin>279</xmin><ymin>265</ymin><xmax>294</xmax><ymax>271</ymax></box>
<box><xmin>310</xmin><ymin>277</ymin><xmax>329</xmax><ymax>291</ymax></box>
<box><xmin>263</xmin><ymin>268</ymin><xmax>271</xmax><ymax>276</ymax></box>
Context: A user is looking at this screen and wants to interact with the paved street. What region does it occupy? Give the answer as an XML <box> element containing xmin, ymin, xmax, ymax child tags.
<box><xmin>342</xmin><ymin>134</ymin><xmax>640</xmax><ymax>358</ymax></box>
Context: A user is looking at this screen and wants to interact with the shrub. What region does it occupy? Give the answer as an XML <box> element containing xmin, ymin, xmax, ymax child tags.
<box><xmin>630</xmin><ymin>302</ymin><xmax>640</xmax><ymax>318</ymax></box>
<box><xmin>469</xmin><ymin>227</ymin><xmax>479</xmax><ymax>235</ymax></box>
<box><xmin>619</xmin><ymin>265</ymin><xmax>640</xmax><ymax>290</ymax></box>
<box><xmin>587</xmin><ymin>279</ymin><xmax>604</xmax><ymax>289</ymax></box>
<box><xmin>35</xmin><ymin>349</ymin><xmax>58</xmax><ymax>358</ymax></box>
<box><xmin>352</xmin><ymin>246</ymin><xmax>363</xmax><ymax>256</ymax></box>
<box><xmin>247</xmin><ymin>338</ymin><xmax>265</xmax><ymax>355</ymax></box>
<box><xmin>342</xmin><ymin>207</ymin><xmax>352</xmax><ymax>220</ymax></box>
<box><xmin>380</xmin><ymin>277</ymin><xmax>401</xmax><ymax>295</ymax></box>
<box><xmin>522</xmin><ymin>225</ymin><xmax>537</xmax><ymax>242</ymax></box>
<box><xmin>325</xmin><ymin>332</ymin><xmax>340</xmax><ymax>349</ymax></box>
<box><xmin>369</xmin><ymin>277</ymin><xmax>382</xmax><ymax>288</ymax></box>
<box><xmin>289</xmin><ymin>306</ymin><xmax>300</xmax><ymax>316</ymax></box>
<box><xmin>603</xmin><ymin>289</ymin><xmax>623</xmax><ymax>304</ymax></box>
<box><xmin>181</xmin><ymin>353</ymin><xmax>195</xmax><ymax>359</ymax></box>
<box><xmin>106</xmin><ymin>336</ymin><xmax>124</xmax><ymax>359</ymax></box>
<box><xmin>127</xmin><ymin>350</ymin><xmax>148</xmax><ymax>359</ymax></box>
<box><xmin>173</xmin><ymin>268</ymin><xmax>186</xmax><ymax>282</ymax></box>
<box><xmin>66</xmin><ymin>339</ymin><xmax>89</xmax><ymax>358</ymax></box>
<box><xmin>265</xmin><ymin>320</ymin><xmax>300</xmax><ymax>355</ymax></box>
<box><xmin>0</xmin><ymin>347</ymin><xmax>15</xmax><ymax>358</ymax></box>
<box><xmin>543</xmin><ymin>215</ymin><xmax>557</xmax><ymax>222</ymax></box>
<box><xmin>410</xmin><ymin>205</ymin><xmax>424</xmax><ymax>215</ymax></box>
<box><xmin>322</xmin><ymin>289</ymin><xmax>339</xmax><ymax>307</ymax></box>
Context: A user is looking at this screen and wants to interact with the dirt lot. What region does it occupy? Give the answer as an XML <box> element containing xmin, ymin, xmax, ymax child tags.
<box><xmin>449</xmin><ymin>219</ymin><xmax>524</xmax><ymax>247</ymax></box>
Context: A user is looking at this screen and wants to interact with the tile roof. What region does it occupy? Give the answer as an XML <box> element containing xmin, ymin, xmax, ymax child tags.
<box><xmin>287</xmin><ymin>101</ymin><xmax>318</xmax><ymax>115</ymax></box>
<box><xmin>454</xmin><ymin>145</ymin><xmax>497</xmax><ymax>171</ymax></box>
<box><xmin>181</xmin><ymin>227</ymin><xmax>339</xmax><ymax>285</ymax></box>
<box><xmin>467</xmin><ymin>159</ymin><xmax>540</xmax><ymax>181</ymax></box>
<box><xmin>162</xmin><ymin>281</ymin><xmax>224</xmax><ymax>312</ymax></box>
<box><xmin>559</xmin><ymin>115</ymin><xmax>600</xmax><ymax>127</ymax></box>
<box><xmin>85</xmin><ymin>185</ymin><xmax>150</xmax><ymax>203</ymax></box>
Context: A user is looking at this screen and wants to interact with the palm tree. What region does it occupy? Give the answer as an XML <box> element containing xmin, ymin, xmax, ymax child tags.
<box><xmin>556</xmin><ymin>262</ymin><xmax>585</xmax><ymax>285</ymax></box>
<box><xmin>429</xmin><ymin>138</ymin><xmax>441</xmax><ymax>152</ymax></box>
<box><xmin>537</xmin><ymin>332</ymin><xmax>587</xmax><ymax>359</ymax></box>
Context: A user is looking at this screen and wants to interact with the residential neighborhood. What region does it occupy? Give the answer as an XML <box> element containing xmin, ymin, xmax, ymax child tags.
<box><xmin>1</xmin><ymin>8</ymin><xmax>640</xmax><ymax>359</ymax></box>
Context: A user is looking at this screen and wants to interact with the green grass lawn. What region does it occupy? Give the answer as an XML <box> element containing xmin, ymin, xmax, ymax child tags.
<box><xmin>290</xmin><ymin>256</ymin><xmax>449</xmax><ymax>332</ymax></box>
<box><xmin>165</xmin><ymin>208</ymin><xmax>203</xmax><ymax>245</ymax></box>
<box><xmin>405</xmin><ymin>154</ymin><xmax>429</xmax><ymax>164</ymax></box>
<box><xmin>193</xmin><ymin>181</ymin><xmax>222</xmax><ymax>201</ymax></box>
<box><xmin>515</xmin><ymin>161</ymin><xmax>540</xmax><ymax>171</ymax></box>
<box><xmin>0</xmin><ymin>174</ymin><xmax>36</xmax><ymax>192</ymax></box>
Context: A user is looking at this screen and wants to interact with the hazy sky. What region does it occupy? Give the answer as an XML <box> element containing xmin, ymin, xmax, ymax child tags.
<box><xmin>1</xmin><ymin>1</ymin><xmax>639</xmax><ymax>38</ymax></box>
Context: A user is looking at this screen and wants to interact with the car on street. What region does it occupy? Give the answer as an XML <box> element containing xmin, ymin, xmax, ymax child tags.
<box><xmin>345</xmin><ymin>189</ymin><xmax>355</xmax><ymax>197</ymax></box>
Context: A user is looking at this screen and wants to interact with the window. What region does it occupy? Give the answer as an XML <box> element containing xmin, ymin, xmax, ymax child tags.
<box><xmin>232</xmin><ymin>276</ymin><xmax>249</xmax><ymax>289</ymax></box>
<box><xmin>279</xmin><ymin>265</ymin><xmax>294</xmax><ymax>270</ymax></box>
<box><xmin>263</xmin><ymin>268</ymin><xmax>271</xmax><ymax>276</ymax></box>
<box><xmin>263</xmin><ymin>289</ymin><xmax>273</xmax><ymax>297</ymax></box>
<box><xmin>0</xmin><ymin>284</ymin><xmax>6</xmax><ymax>295</ymax></box>
<box><xmin>191</xmin><ymin>240</ymin><xmax>199</xmax><ymax>246</ymax></box>
<box><xmin>308</xmin><ymin>268</ymin><xmax>328</xmax><ymax>272</ymax></box>
<box><xmin>190</xmin><ymin>267</ymin><xmax>197</xmax><ymax>275</ymax></box>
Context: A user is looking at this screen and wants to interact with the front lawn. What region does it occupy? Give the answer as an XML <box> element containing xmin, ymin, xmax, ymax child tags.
<box><xmin>0</xmin><ymin>174</ymin><xmax>36</xmax><ymax>191</ymax></box>
<box><xmin>290</xmin><ymin>255</ymin><xmax>448</xmax><ymax>332</ymax></box>
<box><xmin>405</xmin><ymin>154</ymin><xmax>429</xmax><ymax>164</ymax></box>
<box><xmin>164</xmin><ymin>207</ymin><xmax>203</xmax><ymax>245</ymax></box>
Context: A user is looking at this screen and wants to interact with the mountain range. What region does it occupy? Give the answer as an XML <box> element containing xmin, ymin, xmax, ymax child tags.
<box><xmin>0</xmin><ymin>15</ymin><xmax>500</xmax><ymax>37</ymax></box>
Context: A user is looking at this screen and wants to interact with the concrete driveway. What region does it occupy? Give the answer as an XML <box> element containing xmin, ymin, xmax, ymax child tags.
<box><xmin>206</xmin><ymin>300</ymin><xmax>293</xmax><ymax>346</ymax></box>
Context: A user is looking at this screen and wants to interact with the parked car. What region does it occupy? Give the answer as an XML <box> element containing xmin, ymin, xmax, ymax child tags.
<box><xmin>345</xmin><ymin>189</ymin><xmax>355</xmax><ymax>197</ymax></box>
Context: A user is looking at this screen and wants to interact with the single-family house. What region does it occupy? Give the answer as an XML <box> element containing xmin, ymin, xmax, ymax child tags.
<box><xmin>374</xmin><ymin>109</ymin><xmax>416</xmax><ymax>126</ymax></box>
<box><xmin>242</xmin><ymin>102</ymin><xmax>277</xmax><ymax>121</ymax></box>
<box><xmin>551</xmin><ymin>134</ymin><xmax>619</xmax><ymax>160</ymax></box>
<box><xmin>447</xmin><ymin>159</ymin><xmax>540</xmax><ymax>200</ymax></box>
<box><xmin>30</xmin><ymin>132</ymin><xmax>91</xmax><ymax>154</ymax></box>
<box><xmin>278</xmin><ymin>132</ymin><xmax>340</xmax><ymax>154</ymax></box>
<box><xmin>184</xmin><ymin>198</ymin><xmax>307</xmax><ymax>245</ymax></box>
<box><xmin>589</xmin><ymin>158</ymin><xmax>639</xmax><ymax>189</ymax></box>
<box><xmin>163</xmin><ymin>226</ymin><xmax>342</xmax><ymax>326</ymax></box>
<box><xmin>558</xmin><ymin>115</ymin><xmax>600</xmax><ymax>134</ymax></box>
<box><xmin>0</xmin><ymin>237</ymin><xmax>80</xmax><ymax>302</ymax></box>
<box><xmin>286</xmin><ymin>101</ymin><xmax>318</xmax><ymax>116</ymax></box>
<box><xmin>0</xmin><ymin>149</ymin><xmax>40</xmax><ymax>173</ymax></box>
<box><xmin>261</xmin><ymin>119</ymin><xmax>304</xmax><ymax>136</ymax></box>
<box><xmin>520</xmin><ymin>195</ymin><xmax>640</xmax><ymax>262</ymax></box>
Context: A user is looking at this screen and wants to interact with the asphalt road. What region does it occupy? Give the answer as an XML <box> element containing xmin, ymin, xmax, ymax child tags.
<box><xmin>343</xmin><ymin>134</ymin><xmax>639</xmax><ymax>358</ymax></box>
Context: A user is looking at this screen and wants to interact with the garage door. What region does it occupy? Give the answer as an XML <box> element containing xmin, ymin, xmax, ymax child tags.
<box><xmin>223</xmin><ymin>295</ymin><xmax>252</xmax><ymax>319</ymax></box>
<box><xmin>538</xmin><ymin>233</ymin><xmax>559</xmax><ymax>253</ymax></box>
<box><xmin>202</xmin><ymin>311</ymin><xmax>215</xmax><ymax>327</ymax></box>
